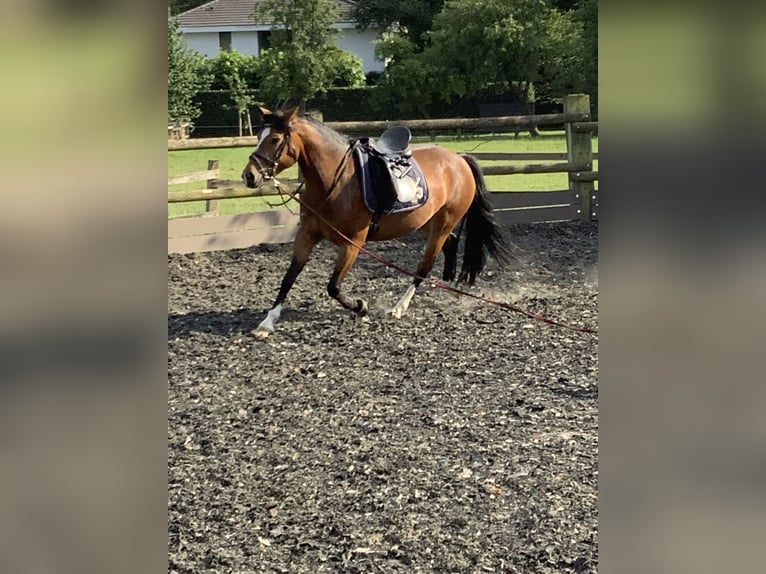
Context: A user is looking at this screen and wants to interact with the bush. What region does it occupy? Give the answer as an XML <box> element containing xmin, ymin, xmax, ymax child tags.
<box><xmin>202</xmin><ymin>51</ymin><xmax>261</xmax><ymax>91</ymax></box>
<box><xmin>192</xmin><ymin>90</ymin><xmax>251</xmax><ymax>137</ymax></box>
<box><xmin>191</xmin><ymin>86</ymin><xmax>535</xmax><ymax>136</ymax></box>
<box><xmin>307</xmin><ymin>87</ymin><xmax>379</xmax><ymax>121</ymax></box>
<box><xmin>329</xmin><ymin>51</ymin><xmax>366</xmax><ymax>88</ymax></box>
<box><xmin>365</xmin><ymin>71</ymin><xmax>383</xmax><ymax>86</ymax></box>
<box><xmin>168</xmin><ymin>16</ymin><xmax>211</xmax><ymax>123</ymax></box>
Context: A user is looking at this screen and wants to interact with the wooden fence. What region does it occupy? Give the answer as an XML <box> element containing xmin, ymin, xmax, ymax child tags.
<box><xmin>168</xmin><ymin>121</ymin><xmax>192</xmax><ymax>140</ymax></box>
<box><xmin>168</xmin><ymin>94</ymin><xmax>598</xmax><ymax>254</ymax></box>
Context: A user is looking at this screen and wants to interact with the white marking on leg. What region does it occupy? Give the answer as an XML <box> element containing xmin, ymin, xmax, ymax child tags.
<box><xmin>390</xmin><ymin>285</ymin><xmax>417</xmax><ymax>319</ymax></box>
<box><xmin>253</xmin><ymin>304</ymin><xmax>282</xmax><ymax>337</ymax></box>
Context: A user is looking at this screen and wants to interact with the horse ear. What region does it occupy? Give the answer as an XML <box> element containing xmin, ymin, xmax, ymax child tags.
<box><xmin>285</xmin><ymin>105</ymin><xmax>301</xmax><ymax>124</ymax></box>
<box><xmin>257</xmin><ymin>105</ymin><xmax>278</xmax><ymax>128</ymax></box>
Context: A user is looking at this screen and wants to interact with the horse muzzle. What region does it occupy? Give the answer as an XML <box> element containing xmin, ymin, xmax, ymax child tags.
<box><xmin>243</xmin><ymin>169</ymin><xmax>259</xmax><ymax>189</ymax></box>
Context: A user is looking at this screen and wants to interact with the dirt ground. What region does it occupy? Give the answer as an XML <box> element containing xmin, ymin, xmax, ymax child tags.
<box><xmin>168</xmin><ymin>221</ymin><xmax>598</xmax><ymax>574</ymax></box>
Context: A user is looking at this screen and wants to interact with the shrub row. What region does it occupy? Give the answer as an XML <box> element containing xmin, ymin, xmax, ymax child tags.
<box><xmin>190</xmin><ymin>86</ymin><xmax>541</xmax><ymax>138</ymax></box>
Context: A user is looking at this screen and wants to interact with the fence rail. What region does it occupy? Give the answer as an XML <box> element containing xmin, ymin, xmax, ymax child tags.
<box><xmin>167</xmin><ymin>169</ymin><xmax>219</xmax><ymax>186</ymax></box>
<box><xmin>571</xmin><ymin>121</ymin><xmax>598</xmax><ymax>134</ymax></box>
<box><xmin>168</xmin><ymin>94</ymin><xmax>598</xmax><ymax>254</ymax></box>
<box><xmin>167</xmin><ymin>112</ymin><xmax>592</xmax><ymax>152</ymax></box>
<box><xmin>168</xmin><ymin>181</ymin><xmax>299</xmax><ymax>203</ymax></box>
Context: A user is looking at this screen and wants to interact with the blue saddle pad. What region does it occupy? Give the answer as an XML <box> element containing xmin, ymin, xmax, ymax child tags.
<box><xmin>354</xmin><ymin>146</ymin><xmax>429</xmax><ymax>215</ymax></box>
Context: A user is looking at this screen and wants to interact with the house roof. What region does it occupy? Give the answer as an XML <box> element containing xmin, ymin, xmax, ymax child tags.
<box><xmin>177</xmin><ymin>0</ymin><xmax>356</xmax><ymax>28</ymax></box>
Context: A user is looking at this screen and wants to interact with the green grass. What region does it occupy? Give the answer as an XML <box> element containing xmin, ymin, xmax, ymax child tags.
<box><xmin>168</xmin><ymin>131</ymin><xmax>598</xmax><ymax>218</ymax></box>
<box><xmin>417</xmin><ymin>131</ymin><xmax>598</xmax><ymax>192</ymax></box>
<box><xmin>168</xmin><ymin>149</ymin><xmax>301</xmax><ymax>218</ymax></box>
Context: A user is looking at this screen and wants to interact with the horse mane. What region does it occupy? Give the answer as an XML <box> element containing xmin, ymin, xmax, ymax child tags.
<box><xmin>301</xmin><ymin>115</ymin><xmax>352</xmax><ymax>156</ymax></box>
<box><xmin>264</xmin><ymin>106</ymin><xmax>351</xmax><ymax>155</ymax></box>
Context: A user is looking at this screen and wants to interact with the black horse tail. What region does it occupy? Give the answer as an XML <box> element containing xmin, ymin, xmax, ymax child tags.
<box><xmin>458</xmin><ymin>154</ymin><xmax>510</xmax><ymax>285</ymax></box>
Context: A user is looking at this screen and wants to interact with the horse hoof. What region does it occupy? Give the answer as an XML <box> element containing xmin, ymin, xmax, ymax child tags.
<box><xmin>251</xmin><ymin>327</ymin><xmax>272</xmax><ymax>339</ymax></box>
<box><xmin>390</xmin><ymin>307</ymin><xmax>404</xmax><ymax>319</ymax></box>
<box><xmin>356</xmin><ymin>300</ymin><xmax>368</xmax><ymax>317</ymax></box>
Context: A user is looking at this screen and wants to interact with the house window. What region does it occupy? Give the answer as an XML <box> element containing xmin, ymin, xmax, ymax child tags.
<box><xmin>257</xmin><ymin>31</ymin><xmax>271</xmax><ymax>55</ymax></box>
<box><xmin>219</xmin><ymin>32</ymin><xmax>232</xmax><ymax>52</ymax></box>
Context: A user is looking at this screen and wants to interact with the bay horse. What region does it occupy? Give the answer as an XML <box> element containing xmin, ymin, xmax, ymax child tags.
<box><xmin>242</xmin><ymin>105</ymin><xmax>508</xmax><ymax>338</ymax></box>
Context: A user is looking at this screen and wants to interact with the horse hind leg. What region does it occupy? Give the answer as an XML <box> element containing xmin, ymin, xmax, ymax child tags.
<box><xmin>391</xmin><ymin>225</ymin><xmax>452</xmax><ymax>318</ymax></box>
<box><xmin>441</xmin><ymin>232</ymin><xmax>459</xmax><ymax>282</ymax></box>
<box><xmin>328</xmin><ymin>242</ymin><xmax>368</xmax><ymax>316</ymax></box>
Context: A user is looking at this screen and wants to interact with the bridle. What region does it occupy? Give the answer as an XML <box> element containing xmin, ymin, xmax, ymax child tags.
<box><xmin>248</xmin><ymin>125</ymin><xmax>293</xmax><ymax>182</ymax></box>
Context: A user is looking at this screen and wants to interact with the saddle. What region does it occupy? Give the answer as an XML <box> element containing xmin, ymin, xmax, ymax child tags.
<box><xmin>353</xmin><ymin>127</ymin><xmax>429</xmax><ymax>236</ymax></box>
<box><xmin>370</xmin><ymin>126</ymin><xmax>412</xmax><ymax>158</ymax></box>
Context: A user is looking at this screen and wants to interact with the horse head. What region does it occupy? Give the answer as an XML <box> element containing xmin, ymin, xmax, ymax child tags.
<box><xmin>242</xmin><ymin>105</ymin><xmax>301</xmax><ymax>189</ymax></box>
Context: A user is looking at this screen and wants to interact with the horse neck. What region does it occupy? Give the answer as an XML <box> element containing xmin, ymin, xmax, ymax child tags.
<box><xmin>294</xmin><ymin>123</ymin><xmax>351</xmax><ymax>200</ymax></box>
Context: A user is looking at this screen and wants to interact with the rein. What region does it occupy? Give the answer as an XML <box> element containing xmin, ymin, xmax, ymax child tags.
<box><xmin>270</xmin><ymin>180</ymin><xmax>598</xmax><ymax>335</ymax></box>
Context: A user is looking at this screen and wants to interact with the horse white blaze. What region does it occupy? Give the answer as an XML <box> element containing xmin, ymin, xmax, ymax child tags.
<box><xmin>259</xmin><ymin>127</ymin><xmax>271</xmax><ymax>141</ymax></box>
<box><xmin>390</xmin><ymin>285</ymin><xmax>417</xmax><ymax>318</ymax></box>
<box><xmin>255</xmin><ymin>304</ymin><xmax>282</xmax><ymax>335</ymax></box>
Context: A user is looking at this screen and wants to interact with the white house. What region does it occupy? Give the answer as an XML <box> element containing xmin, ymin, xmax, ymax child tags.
<box><xmin>176</xmin><ymin>0</ymin><xmax>384</xmax><ymax>74</ymax></box>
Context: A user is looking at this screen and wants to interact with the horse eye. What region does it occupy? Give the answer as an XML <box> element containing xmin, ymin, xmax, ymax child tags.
<box><xmin>270</xmin><ymin>137</ymin><xmax>279</xmax><ymax>145</ymax></box>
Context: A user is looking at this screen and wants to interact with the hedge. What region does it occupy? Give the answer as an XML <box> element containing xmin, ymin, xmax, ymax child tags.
<box><xmin>190</xmin><ymin>86</ymin><xmax>537</xmax><ymax>138</ymax></box>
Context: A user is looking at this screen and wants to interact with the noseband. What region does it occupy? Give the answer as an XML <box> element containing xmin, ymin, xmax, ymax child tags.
<box><xmin>249</xmin><ymin>127</ymin><xmax>292</xmax><ymax>182</ymax></box>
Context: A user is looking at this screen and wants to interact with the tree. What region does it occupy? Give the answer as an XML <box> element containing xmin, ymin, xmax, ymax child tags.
<box><xmin>255</xmin><ymin>0</ymin><xmax>364</xmax><ymax>107</ymax></box>
<box><xmin>431</xmin><ymin>0</ymin><xmax>583</xmax><ymax>100</ymax></box>
<box><xmin>531</xmin><ymin>3</ymin><xmax>588</xmax><ymax>102</ymax></box>
<box><xmin>209</xmin><ymin>51</ymin><xmax>260</xmax><ymax>135</ymax></box>
<box><xmin>352</xmin><ymin>0</ymin><xmax>445</xmax><ymax>50</ymax></box>
<box><xmin>168</xmin><ymin>0</ymin><xmax>209</xmax><ymax>16</ymax></box>
<box><xmin>574</xmin><ymin>0</ymin><xmax>597</xmax><ymax>111</ymax></box>
<box><xmin>378</xmin><ymin>0</ymin><xmax>587</xmax><ymax>112</ymax></box>
<box><xmin>167</xmin><ymin>14</ymin><xmax>211</xmax><ymax>123</ymax></box>
<box><xmin>329</xmin><ymin>51</ymin><xmax>367</xmax><ymax>87</ymax></box>
<box><xmin>374</xmin><ymin>36</ymin><xmax>441</xmax><ymax>116</ymax></box>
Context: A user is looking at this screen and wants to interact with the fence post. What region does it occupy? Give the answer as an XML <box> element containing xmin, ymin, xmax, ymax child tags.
<box><xmin>564</xmin><ymin>94</ymin><xmax>594</xmax><ymax>221</ymax></box>
<box><xmin>205</xmin><ymin>159</ymin><xmax>219</xmax><ymax>215</ymax></box>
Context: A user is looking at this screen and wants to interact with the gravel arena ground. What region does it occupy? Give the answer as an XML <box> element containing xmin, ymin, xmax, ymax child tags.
<box><xmin>168</xmin><ymin>221</ymin><xmax>598</xmax><ymax>574</ymax></box>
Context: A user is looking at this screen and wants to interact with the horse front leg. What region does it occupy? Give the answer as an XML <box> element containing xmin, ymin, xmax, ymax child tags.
<box><xmin>327</xmin><ymin>242</ymin><xmax>368</xmax><ymax>317</ymax></box>
<box><xmin>253</xmin><ymin>230</ymin><xmax>317</xmax><ymax>338</ymax></box>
